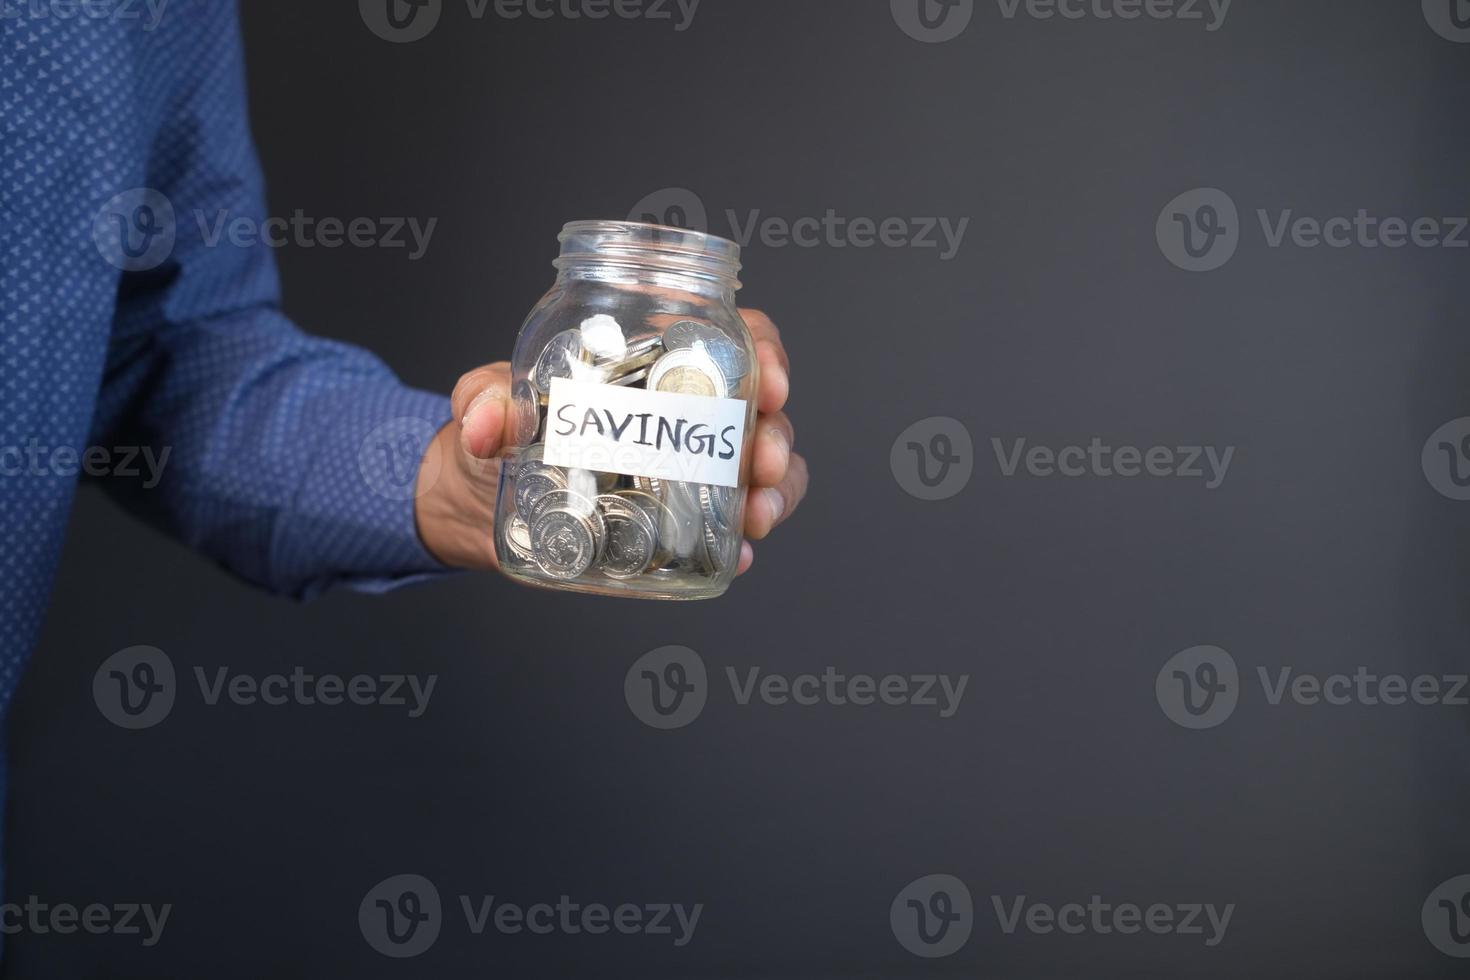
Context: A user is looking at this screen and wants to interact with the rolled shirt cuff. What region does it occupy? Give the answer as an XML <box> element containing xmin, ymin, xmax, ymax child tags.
<box><xmin>269</xmin><ymin>384</ymin><xmax>455</xmax><ymax>599</ymax></box>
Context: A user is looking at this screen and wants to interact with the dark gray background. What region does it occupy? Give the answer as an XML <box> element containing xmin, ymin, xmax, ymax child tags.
<box><xmin>7</xmin><ymin>0</ymin><xmax>1470</xmax><ymax>975</ymax></box>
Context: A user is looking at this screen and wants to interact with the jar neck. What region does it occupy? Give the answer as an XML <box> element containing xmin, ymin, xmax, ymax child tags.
<box><xmin>553</xmin><ymin>221</ymin><xmax>742</xmax><ymax>303</ymax></box>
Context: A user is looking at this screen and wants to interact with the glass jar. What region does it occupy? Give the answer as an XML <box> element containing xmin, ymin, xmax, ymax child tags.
<box><xmin>493</xmin><ymin>220</ymin><xmax>756</xmax><ymax>600</ymax></box>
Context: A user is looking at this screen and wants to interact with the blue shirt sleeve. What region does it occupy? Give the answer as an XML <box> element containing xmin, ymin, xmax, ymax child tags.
<box><xmin>88</xmin><ymin>1</ymin><xmax>453</xmax><ymax>599</ymax></box>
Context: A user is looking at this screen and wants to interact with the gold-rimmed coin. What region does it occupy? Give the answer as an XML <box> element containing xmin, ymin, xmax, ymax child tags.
<box><xmin>648</xmin><ymin>348</ymin><xmax>725</xmax><ymax>398</ymax></box>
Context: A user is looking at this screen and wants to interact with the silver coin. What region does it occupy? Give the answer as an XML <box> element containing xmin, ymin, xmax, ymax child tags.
<box><xmin>707</xmin><ymin>345</ymin><xmax>748</xmax><ymax>395</ymax></box>
<box><xmin>595</xmin><ymin>335</ymin><xmax>662</xmax><ymax>368</ymax></box>
<box><xmin>640</xmin><ymin>564</ymin><xmax>696</xmax><ymax>588</ymax></box>
<box><xmin>530</xmin><ymin>507</ymin><xmax>603</xmax><ymax>580</ymax></box>
<box><xmin>648</xmin><ymin>348</ymin><xmax>726</xmax><ymax>399</ymax></box>
<box><xmin>632</xmin><ymin>474</ymin><xmax>664</xmax><ymax>498</ymax></box>
<box><xmin>662</xmin><ymin>555</ymin><xmax>711</xmax><ymax>577</ymax></box>
<box><xmin>698</xmin><ymin>483</ymin><xmax>738</xmax><ymax>536</ymax></box>
<box><xmin>615</xmin><ymin>488</ymin><xmax>676</xmax><ymax>567</ymax></box>
<box><xmin>694</xmin><ymin>482</ymin><xmax>740</xmax><ymax>575</ymax></box>
<box><xmin>616</xmin><ymin>488</ymin><xmax>668</xmax><ymax>528</ymax></box>
<box><xmin>596</xmin><ymin>346</ymin><xmax>663</xmax><ymax>383</ymax></box>
<box><xmin>532</xmin><ymin>329</ymin><xmax>591</xmax><ymax>393</ymax></box>
<box><xmin>623</xmin><ymin>333</ymin><xmax>665</xmax><ymax>360</ymax></box>
<box><xmin>695</xmin><ymin>517</ymin><xmax>717</xmax><ymax>574</ymax></box>
<box><xmin>700</xmin><ymin>517</ymin><xmax>728</xmax><ymax>575</ymax></box>
<box><xmin>702</xmin><ymin>343</ymin><xmax>748</xmax><ymax>393</ymax></box>
<box><xmin>664</xmin><ymin>320</ymin><xmax>748</xmax><ymax>385</ymax></box>
<box><xmin>511</xmin><ymin>443</ymin><xmax>546</xmax><ymax>487</ymax></box>
<box><xmin>666</xmin><ymin>481</ymin><xmax>716</xmax><ymax>575</ymax></box>
<box><xmin>528</xmin><ymin>487</ymin><xmax>599</xmax><ymax>526</ymax></box>
<box><xmin>502</xmin><ymin>515</ymin><xmax>536</xmax><ymax>566</ymax></box>
<box><xmin>665</xmin><ymin>479</ymin><xmax>702</xmax><ymax>509</ymax></box>
<box><xmin>596</xmin><ymin>494</ymin><xmax>658</xmax><ymax>579</ymax></box>
<box><xmin>516</xmin><ymin>442</ymin><xmax>545</xmax><ymax>475</ymax></box>
<box><xmin>609</xmin><ymin>367</ymin><xmax>650</xmax><ymax>388</ymax></box>
<box><xmin>514</xmin><ymin>462</ymin><xmax>567</xmax><ymax>523</ymax></box>
<box><xmin>663</xmin><ymin>320</ymin><xmax>715</xmax><ymax>350</ymax></box>
<box><xmin>511</xmin><ymin>379</ymin><xmax>543</xmax><ymax>444</ymax></box>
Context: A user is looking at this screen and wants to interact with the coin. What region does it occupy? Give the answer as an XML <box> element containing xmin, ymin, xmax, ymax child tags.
<box><xmin>694</xmin><ymin>484</ymin><xmax>738</xmax><ymax>575</ymax></box>
<box><xmin>703</xmin><ymin>344</ymin><xmax>748</xmax><ymax>394</ymax></box>
<box><xmin>648</xmin><ymin>348</ymin><xmax>726</xmax><ymax>398</ymax></box>
<box><xmin>632</xmin><ymin>474</ymin><xmax>664</xmax><ymax>498</ymax></box>
<box><xmin>641</xmin><ymin>564</ymin><xmax>699</xmax><ymax>589</ymax></box>
<box><xmin>596</xmin><ymin>494</ymin><xmax>658</xmax><ymax>579</ymax></box>
<box><xmin>700</xmin><ymin>517</ymin><xmax>728</xmax><ymax>575</ymax></box>
<box><xmin>530</xmin><ymin>507</ymin><xmax>603</xmax><ymax>580</ymax></box>
<box><xmin>517</xmin><ymin>442</ymin><xmax>545</xmax><ymax>473</ymax></box>
<box><xmin>615</xmin><ymin>489</ymin><xmax>676</xmax><ymax>566</ymax></box>
<box><xmin>698</xmin><ymin>483</ymin><xmax>737</xmax><ymax>537</ymax></box>
<box><xmin>511</xmin><ymin>379</ymin><xmax>543</xmax><ymax>444</ymax></box>
<box><xmin>502</xmin><ymin>515</ymin><xmax>536</xmax><ymax>566</ymax></box>
<box><xmin>515</xmin><ymin>444</ymin><xmax>552</xmax><ymax>492</ymax></box>
<box><xmin>663</xmin><ymin>320</ymin><xmax>715</xmax><ymax>350</ymax></box>
<box><xmin>528</xmin><ymin>487</ymin><xmax>599</xmax><ymax>525</ymax></box>
<box><xmin>515</xmin><ymin>461</ymin><xmax>568</xmax><ymax>523</ymax></box>
<box><xmin>609</xmin><ymin>367</ymin><xmax>650</xmax><ymax>388</ymax></box>
<box><xmin>665</xmin><ymin>480</ymin><xmax>718</xmax><ymax>575</ymax></box>
<box><xmin>533</xmin><ymin>329</ymin><xmax>591</xmax><ymax>393</ymax></box>
<box><xmin>657</xmin><ymin>364</ymin><xmax>718</xmax><ymax>396</ymax></box>
<box><xmin>596</xmin><ymin>346</ymin><xmax>663</xmax><ymax>383</ymax></box>
<box><xmin>616</xmin><ymin>487</ymin><xmax>664</xmax><ymax>520</ymax></box>
<box><xmin>623</xmin><ymin>333</ymin><xmax>665</xmax><ymax>360</ymax></box>
<box><xmin>664</xmin><ymin>320</ymin><xmax>748</xmax><ymax>388</ymax></box>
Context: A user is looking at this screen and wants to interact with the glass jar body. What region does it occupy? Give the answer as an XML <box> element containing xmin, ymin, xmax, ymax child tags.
<box><xmin>493</xmin><ymin>223</ymin><xmax>755</xmax><ymax>600</ymax></box>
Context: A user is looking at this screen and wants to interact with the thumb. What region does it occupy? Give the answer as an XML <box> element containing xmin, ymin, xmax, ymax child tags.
<box><xmin>450</xmin><ymin>363</ymin><xmax>512</xmax><ymax>460</ymax></box>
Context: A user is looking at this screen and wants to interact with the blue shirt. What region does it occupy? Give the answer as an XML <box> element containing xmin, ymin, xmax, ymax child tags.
<box><xmin>0</xmin><ymin>2</ymin><xmax>452</xmax><ymax>716</ymax></box>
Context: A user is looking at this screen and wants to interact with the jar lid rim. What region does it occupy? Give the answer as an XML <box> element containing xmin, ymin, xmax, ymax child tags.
<box><xmin>556</xmin><ymin>220</ymin><xmax>742</xmax><ymax>289</ymax></box>
<box><xmin>560</xmin><ymin>220</ymin><xmax>740</xmax><ymax>255</ymax></box>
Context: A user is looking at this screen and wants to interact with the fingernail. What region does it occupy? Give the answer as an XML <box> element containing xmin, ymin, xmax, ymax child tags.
<box><xmin>764</xmin><ymin>488</ymin><xmax>786</xmax><ymax>524</ymax></box>
<box><xmin>462</xmin><ymin>388</ymin><xmax>497</xmax><ymax>427</ymax></box>
<box><xmin>767</xmin><ymin>425</ymin><xmax>790</xmax><ymax>459</ymax></box>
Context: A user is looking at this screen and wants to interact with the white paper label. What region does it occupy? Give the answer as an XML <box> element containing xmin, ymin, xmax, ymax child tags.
<box><xmin>543</xmin><ymin>378</ymin><xmax>747</xmax><ymax>488</ymax></box>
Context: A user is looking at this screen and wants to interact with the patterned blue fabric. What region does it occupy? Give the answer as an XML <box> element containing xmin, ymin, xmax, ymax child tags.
<box><xmin>0</xmin><ymin>1</ymin><xmax>452</xmax><ymax>715</ymax></box>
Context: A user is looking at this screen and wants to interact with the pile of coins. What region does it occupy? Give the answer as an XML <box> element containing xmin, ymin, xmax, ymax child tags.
<box><xmin>499</xmin><ymin>319</ymin><xmax>747</xmax><ymax>584</ymax></box>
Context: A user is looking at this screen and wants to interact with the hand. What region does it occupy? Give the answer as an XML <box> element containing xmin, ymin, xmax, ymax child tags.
<box><xmin>414</xmin><ymin>309</ymin><xmax>808</xmax><ymax>575</ymax></box>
